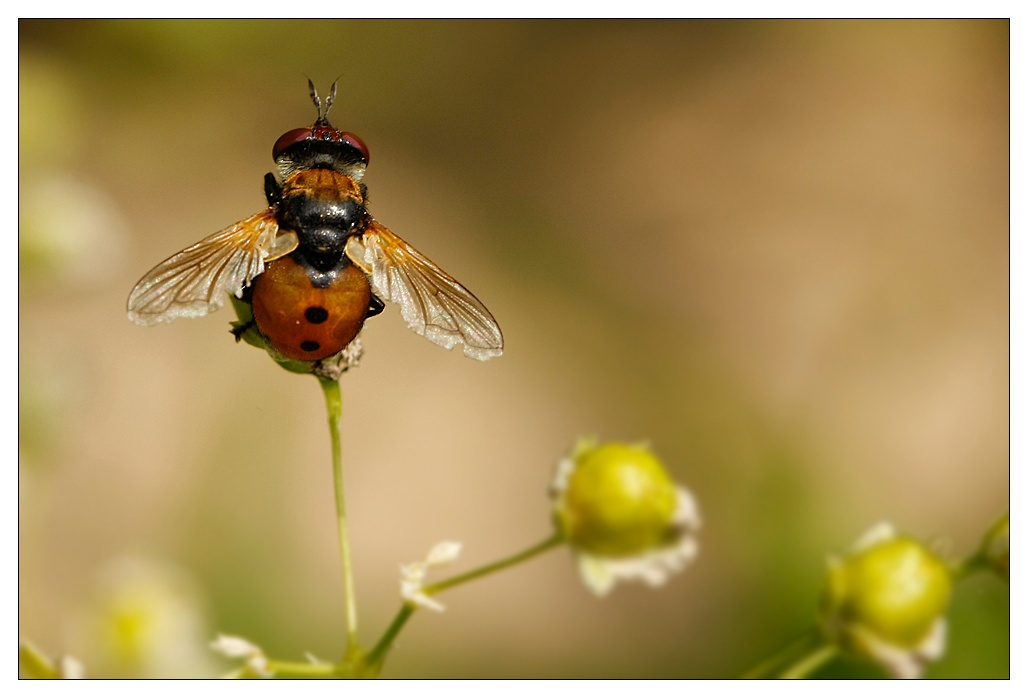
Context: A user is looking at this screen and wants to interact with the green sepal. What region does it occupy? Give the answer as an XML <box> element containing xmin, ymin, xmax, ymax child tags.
<box><xmin>228</xmin><ymin>294</ymin><xmax>317</xmax><ymax>375</ymax></box>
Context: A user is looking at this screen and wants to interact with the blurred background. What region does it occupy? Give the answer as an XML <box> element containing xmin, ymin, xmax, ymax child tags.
<box><xmin>19</xmin><ymin>20</ymin><xmax>1008</xmax><ymax>678</ymax></box>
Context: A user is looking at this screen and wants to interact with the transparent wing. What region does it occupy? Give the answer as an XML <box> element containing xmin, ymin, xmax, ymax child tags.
<box><xmin>345</xmin><ymin>220</ymin><xmax>503</xmax><ymax>361</ymax></box>
<box><xmin>127</xmin><ymin>210</ymin><xmax>298</xmax><ymax>326</ymax></box>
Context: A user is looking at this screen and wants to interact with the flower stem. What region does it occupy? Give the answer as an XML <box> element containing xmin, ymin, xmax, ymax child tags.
<box><xmin>364</xmin><ymin>604</ymin><xmax>415</xmax><ymax>671</ymax></box>
<box><xmin>318</xmin><ymin>376</ymin><xmax>360</xmax><ymax>652</ymax></box>
<box><xmin>778</xmin><ymin>642</ymin><xmax>837</xmax><ymax>678</ymax></box>
<box><xmin>741</xmin><ymin>627</ymin><xmax>836</xmax><ymax>679</ymax></box>
<box><xmin>265</xmin><ymin>660</ymin><xmax>337</xmax><ymax>679</ymax></box>
<box><xmin>423</xmin><ymin>532</ymin><xmax>565</xmax><ymax>595</ymax></box>
<box><xmin>365</xmin><ymin>532</ymin><xmax>566</xmax><ymax>669</ymax></box>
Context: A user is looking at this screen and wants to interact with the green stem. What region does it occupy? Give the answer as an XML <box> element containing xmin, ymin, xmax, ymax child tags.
<box><xmin>424</xmin><ymin>532</ymin><xmax>565</xmax><ymax>595</ymax></box>
<box><xmin>365</xmin><ymin>532</ymin><xmax>565</xmax><ymax>669</ymax></box>
<box><xmin>223</xmin><ymin>660</ymin><xmax>338</xmax><ymax>679</ymax></box>
<box><xmin>364</xmin><ymin>604</ymin><xmax>415</xmax><ymax>671</ymax></box>
<box><xmin>778</xmin><ymin>642</ymin><xmax>838</xmax><ymax>679</ymax></box>
<box><xmin>266</xmin><ymin>660</ymin><xmax>337</xmax><ymax>679</ymax></box>
<box><xmin>318</xmin><ymin>376</ymin><xmax>360</xmax><ymax>651</ymax></box>
<box><xmin>740</xmin><ymin>627</ymin><xmax>829</xmax><ymax>679</ymax></box>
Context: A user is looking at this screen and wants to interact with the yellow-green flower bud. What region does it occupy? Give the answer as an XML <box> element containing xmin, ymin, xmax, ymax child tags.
<box><xmin>554</xmin><ymin>441</ymin><xmax>679</xmax><ymax>556</ymax></box>
<box><xmin>551</xmin><ymin>438</ymin><xmax>701</xmax><ymax>595</ymax></box>
<box><xmin>978</xmin><ymin>513</ymin><xmax>1009</xmax><ymax>582</ymax></box>
<box><xmin>821</xmin><ymin>523</ymin><xmax>952</xmax><ymax>678</ymax></box>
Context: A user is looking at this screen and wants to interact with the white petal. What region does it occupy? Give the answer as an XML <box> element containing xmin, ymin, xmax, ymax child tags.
<box><xmin>399</xmin><ymin>563</ymin><xmax>446</xmax><ymax>612</ymax></box>
<box><xmin>57</xmin><ymin>655</ymin><xmax>85</xmax><ymax>679</ymax></box>
<box><xmin>572</xmin><ymin>528</ymin><xmax>700</xmax><ymax>596</ymax></box>
<box><xmin>549</xmin><ymin>454</ymin><xmax>576</xmax><ymax>497</ymax></box>
<box><xmin>426</xmin><ymin>541</ymin><xmax>462</xmax><ymax>566</ymax></box>
<box><xmin>549</xmin><ymin>437</ymin><xmax>600</xmax><ymax>497</ymax></box>
<box><xmin>399</xmin><ymin>562</ymin><xmax>427</xmax><ymax>595</ymax></box>
<box><xmin>210</xmin><ymin>634</ymin><xmax>262</xmax><ymax>659</ymax></box>
<box><xmin>577</xmin><ymin>554</ymin><xmax>616</xmax><ymax>596</ymax></box>
<box><xmin>874</xmin><ymin>642</ymin><xmax>924</xmax><ymax>679</ymax></box>
<box><xmin>247</xmin><ymin>654</ymin><xmax>270</xmax><ymax>677</ymax></box>
<box><xmin>672</xmin><ymin>486</ymin><xmax>702</xmax><ymax>532</ymax></box>
<box><xmin>850</xmin><ymin>621</ymin><xmax>945</xmax><ymax>679</ymax></box>
<box><xmin>914</xmin><ymin>619</ymin><xmax>948</xmax><ymax>662</ymax></box>
<box><xmin>409</xmin><ymin>590</ymin><xmax>448</xmax><ymax>613</ymax></box>
<box><xmin>210</xmin><ymin>633</ymin><xmax>270</xmax><ymax>677</ymax></box>
<box><xmin>398</xmin><ymin>541</ymin><xmax>463</xmax><ymax>612</ymax></box>
<box><xmin>852</xmin><ymin>522</ymin><xmax>896</xmax><ymax>552</ymax></box>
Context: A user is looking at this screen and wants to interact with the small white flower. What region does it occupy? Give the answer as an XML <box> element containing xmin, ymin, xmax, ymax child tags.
<box><xmin>56</xmin><ymin>655</ymin><xmax>85</xmax><ymax>679</ymax></box>
<box><xmin>315</xmin><ymin>336</ymin><xmax>365</xmax><ymax>380</ymax></box>
<box><xmin>551</xmin><ymin>439</ymin><xmax>701</xmax><ymax>596</ymax></box>
<box><xmin>399</xmin><ymin>541</ymin><xmax>462</xmax><ymax>612</ymax></box>
<box><xmin>70</xmin><ymin>556</ymin><xmax>215</xmax><ymax>678</ymax></box>
<box><xmin>210</xmin><ymin>634</ymin><xmax>270</xmax><ymax>677</ymax></box>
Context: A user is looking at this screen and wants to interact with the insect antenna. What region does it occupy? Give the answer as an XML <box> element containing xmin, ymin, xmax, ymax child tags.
<box><xmin>307</xmin><ymin>78</ymin><xmax>323</xmax><ymax>120</ymax></box>
<box><xmin>307</xmin><ymin>77</ymin><xmax>341</xmax><ymax>124</ymax></box>
<box><xmin>323</xmin><ymin>80</ymin><xmax>338</xmax><ymax>119</ymax></box>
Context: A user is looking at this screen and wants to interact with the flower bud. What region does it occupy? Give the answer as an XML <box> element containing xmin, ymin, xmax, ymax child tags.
<box><xmin>551</xmin><ymin>439</ymin><xmax>700</xmax><ymax>595</ymax></box>
<box><xmin>821</xmin><ymin>523</ymin><xmax>952</xmax><ymax>678</ymax></box>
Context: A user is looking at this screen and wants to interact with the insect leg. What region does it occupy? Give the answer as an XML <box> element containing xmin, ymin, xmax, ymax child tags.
<box><xmin>230</xmin><ymin>319</ymin><xmax>257</xmax><ymax>343</ymax></box>
<box><xmin>264</xmin><ymin>173</ymin><xmax>283</xmax><ymax>207</ymax></box>
<box><xmin>367</xmin><ymin>293</ymin><xmax>385</xmax><ymax>318</ymax></box>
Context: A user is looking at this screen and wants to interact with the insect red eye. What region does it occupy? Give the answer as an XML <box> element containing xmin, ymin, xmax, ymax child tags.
<box><xmin>272</xmin><ymin>128</ymin><xmax>312</xmax><ymax>159</ymax></box>
<box><xmin>341</xmin><ymin>132</ymin><xmax>370</xmax><ymax>164</ymax></box>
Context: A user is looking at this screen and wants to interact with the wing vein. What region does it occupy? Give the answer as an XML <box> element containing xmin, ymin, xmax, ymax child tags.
<box><xmin>346</xmin><ymin>220</ymin><xmax>503</xmax><ymax>360</ymax></box>
<box><xmin>126</xmin><ymin>210</ymin><xmax>279</xmax><ymax>326</ymax></box>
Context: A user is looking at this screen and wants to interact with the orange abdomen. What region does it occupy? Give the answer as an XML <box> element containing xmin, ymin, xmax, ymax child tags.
<box><xmin>251</xmin><ymin>255</ymin><xmax>371</xmax><ymax>361</ymax></box>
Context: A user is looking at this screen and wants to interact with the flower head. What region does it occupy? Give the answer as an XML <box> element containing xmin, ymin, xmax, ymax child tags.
<box><xmin>72</xmin><ymin>557</ymin><xmax>214</xmax><ymax>678</ymax></box>
<box><xmin>210</xmin><ymin>634</ymin><xmax>270</xmax><ymax>678</ymax></box>
<box><xmin>551</xmin><ymin>438</ymin><xmax>700</xmax><ymax>596</ymax></box>
<box><xmin>820</xmin><ymin>523</ymin><xmax>953</xmax><ymax>678</ymax></box>
<box><xmin>399</xmin><ymin>541</ymin><xmax>463</xmax><ymax>612</ymax></box>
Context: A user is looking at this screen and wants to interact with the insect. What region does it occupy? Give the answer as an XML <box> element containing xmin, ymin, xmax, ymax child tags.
<box><xmin>127</xmin><ymin>81</ymin><xmax>503</xmax><ymax>363</ymax></box>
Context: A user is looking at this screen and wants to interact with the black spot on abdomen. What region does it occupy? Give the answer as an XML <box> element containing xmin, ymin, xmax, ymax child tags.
<box><xmin>305</xmin><ymin>306</ymin><xmax>329</xmax><ymax>324</ymax></box>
